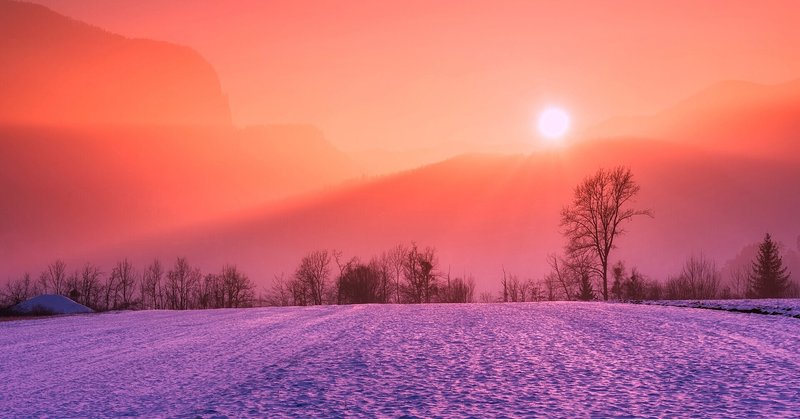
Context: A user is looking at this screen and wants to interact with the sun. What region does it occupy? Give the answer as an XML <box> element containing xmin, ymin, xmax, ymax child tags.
<box><xmin>537</xmin><ymin>107</ymin><xmax>570</xmax><ymax>140</ymax></box>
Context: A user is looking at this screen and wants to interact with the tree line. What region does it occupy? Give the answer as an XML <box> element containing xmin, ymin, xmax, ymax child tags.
<box><xmin>267</xmin><ymin>243</ymin><xmax>476</xmax><ymax>306</ymax></box>
<box><xmin>0</xmin><ymin>257</ymin><xmax>256</xmax><ymax>311</ymax></box>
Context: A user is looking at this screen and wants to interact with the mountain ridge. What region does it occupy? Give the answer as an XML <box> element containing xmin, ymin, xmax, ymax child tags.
<box><xmin>0</xmin><ymin>0</ymin><xmax>232</xmax><ymax>126</ymax></box>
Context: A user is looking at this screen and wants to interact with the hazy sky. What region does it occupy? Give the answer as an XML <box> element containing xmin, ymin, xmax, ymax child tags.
<box><xmin>31</xmin><ymin>0</ymin><xmax>800</xmax><ymax>150</ymax></box>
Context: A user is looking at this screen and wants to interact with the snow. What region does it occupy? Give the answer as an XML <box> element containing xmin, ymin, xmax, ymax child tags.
<box><xmin>641</xmin><ymin>298</ymin><xmax>800</xmax><ymax>318</ymax></box>
<box><xmin>11</xmin><ymin>294</ymin><xmax>93</xmax><ymax>315</ymax></box>
<box><xmin>1</xmin><ymin>303</ymin><xmax>798</xmax><ymax>416</ymax></box>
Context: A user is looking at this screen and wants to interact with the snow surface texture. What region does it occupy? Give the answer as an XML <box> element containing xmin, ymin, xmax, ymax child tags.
<box><xmin>642</xmin><ymin>299</ymin><xmax>800</xmax><ymax>318</ymax></box>
<box><xmin>1</xmin><ymin>303</ymin><xmax>798</xmax><ymax>416</ymax></box>
<box><xmin>11</xmin><ymin>294</ymin><xmax>93</xmax><ymax>315</ymax></box>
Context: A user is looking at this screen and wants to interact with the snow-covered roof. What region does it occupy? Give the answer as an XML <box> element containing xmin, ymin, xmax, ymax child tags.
<box><xmin>12</xmin><ymin>294</ymin><xmax>93</xmax><ymax>315</ymax></box>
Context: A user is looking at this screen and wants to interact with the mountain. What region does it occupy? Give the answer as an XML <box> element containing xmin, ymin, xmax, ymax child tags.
<box><xmin>583</xmin><ymin>79</ymin><xmax>800</xmax><ymax>161</ymax></box>
<box><xmin>0</xmin><ymin>124</ymin><xmax>358</xmax><ymax>271</ymax></box>
<box><xmin>0</xmin><ymin>2</ymin><xmax>360</xmax><ymax>275</ymax></box>
<box><xmin>0</xmin><ymin>0</ymin><xmax>231</xmax><ymax>126</ymax></box>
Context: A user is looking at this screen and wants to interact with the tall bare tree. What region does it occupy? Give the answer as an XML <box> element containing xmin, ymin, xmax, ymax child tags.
<box><xmin>560</xmin><ymin>166</ymin><xmax>651</xmax><ymax>300</ymax></box>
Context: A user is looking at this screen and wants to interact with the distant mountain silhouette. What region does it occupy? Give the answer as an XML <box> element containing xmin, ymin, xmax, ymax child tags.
<box><xmin>0</xmin><ymin>124</ymin><xmax>358</xmax><ymax>271</ymax></box>
<box><xmin>0</xmin><ymin>0</ymin><xmax>231</xmax><ymax>126</ymax></box>
<box><xmin>584</xmin><ymin>79</ymin><xmax>800</xmax><ymax>160</ymax></box>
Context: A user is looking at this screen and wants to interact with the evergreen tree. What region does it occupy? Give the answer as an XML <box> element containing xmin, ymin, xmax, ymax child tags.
<box><xmin>576</xmin><ymin>274</ymin><xmax>595</xmax><ymax>301</ymax></box>
<box><xmin>749</xmin><ymin>233</ymin><xmax>791</xmax><ymax>298</ymax></box>
<box><xmin>611</xmin><ymin>261</ymin><xmax>625</xmax><ymax>301</ymax></box>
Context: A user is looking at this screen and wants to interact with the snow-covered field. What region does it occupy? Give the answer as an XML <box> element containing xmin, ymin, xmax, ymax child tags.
<box><xmin>1</xmin><ymin>303</ymin><xmax>798</xmax><ymax>416</ymax></box>
<box><xmin>641</xmin><ymin>298</ymin><xmax>800</xmax><ymax>318</ymax></box>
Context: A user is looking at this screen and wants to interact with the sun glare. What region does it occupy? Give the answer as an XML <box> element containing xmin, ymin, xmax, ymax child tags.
<box><xmin>537</xmin><ymin>107</ymin><xmax>570</xmax><ymax>140</ymax></box>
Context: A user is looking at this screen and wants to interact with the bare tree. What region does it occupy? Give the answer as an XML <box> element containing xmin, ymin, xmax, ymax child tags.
<box><xmin>547</xmin><ymin>254</ymin><xmax>576</xmax><ymax>301</ymax></box>
<box><xmin>478</xmin><ymin>291</ymin><xmax>496</xmax><ymax>303</ymax></box>
<box><xmin>439</xmin><ymin>272</ymin><xmax>476</xmax><ymax>303</ymax></box>
<box><xmin>220</xmin><ymin>264</ymin><xmax>255</xmax><ymax>308</ymax></box>
<box><xmin>666</xmin><ymin>253</ymin><xmax>721</xmax><ymax>300</ymax></box>
<box><xmin>402</xmin><ymin>243</ymin><xmax>438</xmax><ymax>303</ymax></box>
<box><xmin>110</xmin><ymin>258</ymin><xmax>137</xmax><ymax>309</ymax></box>
<box><xmin>542</xmin><ymin>273</ymin><xmax>558</xmax><ymax>301</ymax></box>
<box><xmin>501</xmin><ymin>271</ymin><xmax>528</xmax><ymax>302</ymax></box>
<box><xmin>501</xmin><ymin>267</ymin><xmax>510</xmax><ymax>302</ymax></box>
<box><xmin>568</xmin><ymin>253</ymin><xmax>596</xmax><ymax>301</ymax></box>
<box><xmin>2</xmin><ymin>273</ymin><xmax>38</xmax><ymax>306</ymax></box>
<box><xmin>560</xmin><ymin>166</ymin><xmax>652</xmax><ymax>300</ymax></box>
<box><xmin>386</xmin><ymin>244</ymin><xmax>408</xmax><ymax>303</ymax></box>
<box><xmin>296</xmin><ymin>250</ymin><xmax>332</xmax><ymax>305</ymax></box>
<box><xmin>39</xmin><ymin>259</ymin><xmax>67</xmax><ymax>295</ymax></box>
<box><xmin>198</xmin><ymin>273</ymin><xmax>220</xmax><ymax>309</ymax></box>
<box><xmin>267</xmin><ymin>273</ymin><xmax>293</xmax><ymax>306</ymax></box>
<box><xmin>166</xmin><ymin>257</ymin><xmax>201</xmax><ymax>310</ymax></box>
<box><xmin>141</xmin><ymin>259</ymin><xmax>164</xmax><ymax>309</ymax></box>
<box><xmin>104</xmin><ymin>268</ymin><xmax>118</xmax><ymax>310</ymax></box>
<box><xmin>729</xmin><ymin>264</ymin><xmax>749</xmax><ymax>299</ymax></box>
<box><xmin>337</xmin><ymin>261</ymin><xmax>383</xmax><ymax>304</ymax></box>
<box><xmin>370</xmin><ymin>254</ymin><xmax>393</xmax><ymax>304</ymax></box>
<box><xmin>78</xmin><ymin>262</ymin><xmax>103</xmax><ymax>309</ymax></box>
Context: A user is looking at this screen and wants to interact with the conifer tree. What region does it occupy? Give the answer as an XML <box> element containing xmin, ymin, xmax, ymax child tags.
<box><xmin>749</xmin><ymin>233</ymin><xmax>791</xmax><ymax>298</ymax></box>
<box><xmin>576</xmin><ymin>274</ymin><xmax>595</xmax><ymax>301</ymax></box>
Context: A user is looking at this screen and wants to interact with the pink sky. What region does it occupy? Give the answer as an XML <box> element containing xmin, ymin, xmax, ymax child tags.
<box><xmin>30</xmin><ymin>0</ymin><xmax>800</xmax><ymax>151</ymax></box>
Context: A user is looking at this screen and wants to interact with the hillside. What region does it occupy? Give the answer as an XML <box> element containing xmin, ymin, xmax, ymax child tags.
<box><xmin>0</xmin><ymin>124</ymin><xmax>358</xmax><ymax>272</ymax></box>
<box><xmin>1</xmin><ymin>303</ymin><xmax>798</xmax><ymax>416</ymax></box>
<box><xmin>584</xmin><ymin>79</ymin><xmax>800</xmax><ymax>160</ymax></box>
<box><xmin>60</xmin><ymin>135</ymin><xmax>796</xmax><ymax>292</ymax></box>
<box><xmin>0</xmin><ymin>0</ymin><xmax>231</xmax><ymax>126</ymax></box>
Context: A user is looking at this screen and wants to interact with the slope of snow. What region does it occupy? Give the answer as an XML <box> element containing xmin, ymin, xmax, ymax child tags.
<box><xmin>11</xmin><ymin>294</ymin><xmax>93</xmax><ymax>314</ymax></box>
<box><xmin>0</xmin><ymin>303</ymin><xmax>798</xmax><ymax>416</ymax></box>
<box><xmin>641</xmin><ymin>299</ymin><xmax>800</xmax><ymax>318</ymax></box>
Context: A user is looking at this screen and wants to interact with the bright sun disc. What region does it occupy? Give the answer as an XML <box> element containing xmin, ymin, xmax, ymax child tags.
<box><xmin>537</xmin><ymin>107</ymin><xmax>570</xmax><ymax>140</ymax></box>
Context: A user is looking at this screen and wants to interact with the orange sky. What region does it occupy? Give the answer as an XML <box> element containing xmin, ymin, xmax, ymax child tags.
<box><xmin>29</xmin><ymin>0</ymin><xmax>800</xmax><ymax>151</ymax></box>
